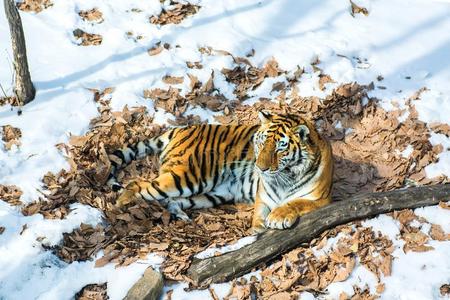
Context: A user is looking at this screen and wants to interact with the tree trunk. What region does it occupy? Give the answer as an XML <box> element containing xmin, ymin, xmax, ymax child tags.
<box><xmin>187</xmin><ymin>184</ymin><xmax>450</xmax><ymax>286</ymax></box>
<box><xmin>4</xmin><ymin>0</ymin><xmax>35</xmax><ymax>105</ymax></box>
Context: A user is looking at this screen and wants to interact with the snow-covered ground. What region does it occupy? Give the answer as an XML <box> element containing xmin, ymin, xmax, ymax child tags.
<box><xmin>1</xmin><ymin>0</ymin><xmax>449</xmax><ymax>299</ymax></box>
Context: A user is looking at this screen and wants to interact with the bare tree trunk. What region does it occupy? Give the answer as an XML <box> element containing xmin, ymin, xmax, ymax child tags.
<box><xmin>187</xmin><ymin>184</ymin><xmax>450</xmax><ymax>286</ymax></box>
<box><xmin>4</xmin><ymin>0</ymin><xmax>35</xmax><ymax>105</ymax></box>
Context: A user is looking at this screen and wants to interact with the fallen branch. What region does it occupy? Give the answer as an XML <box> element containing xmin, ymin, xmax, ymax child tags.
<box><xmin>187</xmin><ymin>184</ymin><xmax>450</xmax><ymax>286</ymax></box>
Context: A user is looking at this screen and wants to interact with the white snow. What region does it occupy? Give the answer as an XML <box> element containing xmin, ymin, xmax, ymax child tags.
<box><xmin>0</xmin><ymin>201</ymin><xmax>163</xmax><ymax>299</ymax></box>
<box><xmin>1</xmin><ymin>0</ymin><xmax>450</xmax><ymax>299</ymax></box>
<box><xmin>195</xmin><ymin>235</ymin><xmax>257</xmax><ymax>259</ymax></box>
<box><xmin>425</xmin><ymin>132</ymin><xmax>450</xmax><ymax>179</ymax></box>
<box><xmin>400</xmin><ymin>145</ymin><xmax>414</xmax><ymax>159</ymax></box>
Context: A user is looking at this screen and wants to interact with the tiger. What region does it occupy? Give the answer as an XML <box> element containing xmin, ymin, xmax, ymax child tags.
<box><xmin>107</xmin><ymin>111</ymin><xmax>333</xmax><ymax>232</ymax></box>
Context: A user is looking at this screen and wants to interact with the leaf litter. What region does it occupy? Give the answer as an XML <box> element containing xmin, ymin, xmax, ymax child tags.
<box><xmin>1</xmin><ymin>125</ymin><xmax>22</xmax><ymax>150</ymax></box>
<box><xmin>75</xmin><ymin>283</ymin><xmax>108</xmax><ymax>300</ymax></box>
<box><xmin>78</xmin><ymin>8</ymin><xmax>104</xmax><ymax>23</ymax></box>
<box><xmin>0</xmin><ymin>184</ymin><xmax>23</xmax><ymax>206</ymax></box>
<box><xmin>150</xmin><ymin>1</ymin><xmax>200</xmax><ymax>26</ymax></box>
<box><xmin>73</xmin><ymin>29</ymin><xmax>103</xmax><ymax>46</ymax></box>
<box><xmin>17</xmin><ymin>0</ymin><xmax>53</xmax><ymax>13</ymax></box>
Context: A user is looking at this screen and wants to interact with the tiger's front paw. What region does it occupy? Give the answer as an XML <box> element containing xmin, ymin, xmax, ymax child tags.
<box><xmin>265</xmin><ymin>207</ymin><xmax>298</xmax><ymax>229</ymax></box>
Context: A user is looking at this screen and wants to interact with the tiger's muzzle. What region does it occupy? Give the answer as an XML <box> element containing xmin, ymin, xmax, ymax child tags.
<box><xmin>256</xmin><ymin>141</ymin><xmax>278</xmax><ymax>172</ymax></box>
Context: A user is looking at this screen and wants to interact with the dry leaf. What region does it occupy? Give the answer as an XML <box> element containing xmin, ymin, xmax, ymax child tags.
<box><xmin>163</xmin><ymin>75</ymin><xmax>184</xmax><ymax>85</ymax></box>
<box><xmin>0</xmin><ymin>185</ymin><xmax>23</xmax><ymax>206</ymax></box>
<box><xmin>75</xmin><ymin>283</ymin><xmax>107</xmax><ymax>300</ymax></box>
<box><xmin>440</xmin><ymin>284</ymin><xmax>450</xmax><ymax>296</ymax></box>
<box><xmin>264</xmin><ymin>58</ymin><xmax>280</xmax><ymax>77</ymax></box>
<box><xmin>429</xmin><ymin>224</ymin><xmax>449</xmax><ymax>241</ymax></box>
<box><xmin>319</xmin><ymin>74</ymin><xmax>335</xmax><ymax>90</ymax></box>
<box><xmin>439</xmin><ymin>201</ymin><xmax>450</xmax><ymax>210</ymax></box>
<box><xmin>350</xmin><ymin>0</ymin><xmax>369</xmax><ymax>17</ymax></box>
<box><xmin>17</xmin><ymin>0</ymin><xmax>52</xmax><ymax>13</ymax></box>
<box><xmin>148</xmin><ymin>42</ymin><xmax>164</xmax><ymax>56</ymax></box>
<box><xmin>78</xmin><ymin>8</ymin><xmax>103</xmax><ymax>22</ymax></box>
<box><xmin>1</xmin><ymin>125</ymin><xmax>22</xmax><ymax>150</ymax></box>
<box><xmin>150</xmin><ymin>3</ymin><xmax>200</xmax><ymax>25</ymax></box>
<box><xmin>73</xmin><ymin>29</ymin><xmax>102</xmax><ymax>46</ymax></box>
<box><xmin>376</xmin><ymin>283</ymin><xmax>385</xmax><ymax>294</ymax></box>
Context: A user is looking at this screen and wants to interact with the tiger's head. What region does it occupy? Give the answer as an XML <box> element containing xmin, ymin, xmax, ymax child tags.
<box><xmin>253</xmin><ymin>111</ymin><xmax>323</xmax><ymax>176</ymax></box>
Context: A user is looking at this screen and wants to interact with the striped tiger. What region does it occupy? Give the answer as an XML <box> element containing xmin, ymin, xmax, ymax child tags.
<box><xmin>108</xmin><ymin>111</ymin><xmax>333</xmax><ymax>232</ymax></box>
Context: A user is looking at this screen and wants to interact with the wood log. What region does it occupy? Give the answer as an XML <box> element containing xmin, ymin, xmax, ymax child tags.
<box><xmin>187</xmin><ymin>184</ymin><xmax>450</xmax><ymax>286</ymax></box>
<box><xmin>4</xmin><ymin>0</ymin><xmax>36</xmax><ymax>104</ymax></box>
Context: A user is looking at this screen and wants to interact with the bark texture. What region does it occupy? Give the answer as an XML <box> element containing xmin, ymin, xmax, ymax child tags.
<box><xmin>4</xmin><ymin>0</ymin><xmax>35</xmax><ymax>104</ymax></box>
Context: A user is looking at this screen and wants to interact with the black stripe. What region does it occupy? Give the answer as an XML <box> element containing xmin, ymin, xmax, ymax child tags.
<box><xmin>146</xmin><ymin>187</ymin><xmax>155</xmax><ymax>198</ymax></box>
<box><xmin>208</xmin><ymin>125</ymin><xmax>219</xmax><ymax>179</ymax></box>
<box><xmin>240</xmin><ymin>138</ymin><xmax>253</xmax><ymax>161</ymax></box>
<box><xmin>110</xmin><ymin>160</ymin><xmax>118</xmax><ymax>169</ymax></box>
<box><xmin>130</xmin><ymin>144</ymin><xmax>138</xmax><ymax>154</ymax></box>
<box><xmin>248</xmin><ymin>173</ymin><xmax>254</xmax><ymax>200</ymax></box>
<box><xmin>138</xmin><ymin>190</ymin><xmax>147</xmax><ymax>199</ymax></box>
<box><xmin>224</xmin><ymin>126</ymin><xmax>246</xmax><ymax>162</ymax></box>
<box><xmin>216</xmin><ymin>195</ymin><xmax>231</xmax><ymax>204</ymax></box>
<box><xmin>112</xmin><ymin>183</ymin><xmax>123</xmax><ymax>192</ymax></box>
<box><xmin>204</xmin><ymin>194</ymin><xmax>219</xmax><ymax>206</ymax></box>
<box><xmin>144</xmin><ymin>140</ymin><xmax>154</xmax><ymax>155</ymax></box>
<box><xmin>151</xmin><ymin>181</ymin><xmax>168</xmax><ymax>198</ymax></box>
<box><xmin>169</xmin><ymin>128</ymin><xmax>203</xmax><ymax>160</ymax></box>
<box><xmin>156</xmin><ymin>140</ymin><xmax>163</xmax><ymax>149</ymax></box>
<box><xmin>129</xmin><ymin>151</ymin><xmax>136</xmax><ymax>160</ymax></box>
<box><xmin>200</xmin><ymin>125</ymin><xmax>212</xmax><ymax>178</ymax></box>
<box><xmin>211</xmin><ymin>129</ymin><xmax>228</xmax><ymax>187</ymax></box>
<box><xmin>248</xmin><ymin>177</ymin><xmax>258</xmax><ymax>201</ymax></box>
<box><xmin>167</xmin><ymin>129</ymin><xmax>175</xmax><ymax>140</ymax></box>
<box><xmin>265</xmin><ymin>181</ymin><xmax>279</xmax><ymax>202</ymax></box>
<box><xmin>183</xmin><ymin>172</ymin><xmax>195</xmax><ymax>194</ymax></box>
<box><xmin>165</xmin><ymin>127</ymin><xmax>198</xmax><ymax>156</ymax></box>
<box><xmin>171</xmin><ymin>171</ymin><xmax>183</xmax><ymax>196</ymax></box>
<box><xmin>113</xmin><ymin>150</ymin><xmax>125</xmax><ymax>162</ymax></box>
<box><xmin>188</xmin><ymin>155</ymin><xmax>197</xmax><ymax>180</ymax></box>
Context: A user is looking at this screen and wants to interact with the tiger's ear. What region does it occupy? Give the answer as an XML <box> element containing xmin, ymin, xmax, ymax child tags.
<box><xmin>293</xmin><ymin>124</ymin><xmax>310</xmax><ymax>141</ymax></box>
<box><xmin>258</xmin><ymin>111</ymin><xmax>273</xmax><ymax>124</ymax></box>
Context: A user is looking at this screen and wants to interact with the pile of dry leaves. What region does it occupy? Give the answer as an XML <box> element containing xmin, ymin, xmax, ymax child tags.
<box><xmin>78</xmin><ymin>8</ymin><xmax>104</xmax><ymax>23</ymax></box>
<box><xmin>75</xmin><ymin>283</ymin><xmax>108</xmax><ymax>300</ymax></box>
<box><xmin>73</xmin><ymin>29</ymin><xmax>103</xmax><ymax>46</ymax></box>
<box><xmin>0</xmin><ymin>184</ymin><xmax>23</xmax><ymax>206</ymax></box>
<box><xmin>349</xmin><ymin>0</ymin><xmax>369</xmax><ymax>17</ymax></box>
<box><xmin>17</xmin><ymin>0</ymin><xmax>52</xmax><ymax>13</ymax></box>
<box><xmin>0</xmin><ymin>96</ymin><xmax>21</xmax><ymax>107</ymax></box>
<box><xmin>150</xmin><ymin>1</ymin><xmax>200</xmax><ymax>26</ymax></box>
<box><xmin>144</xmin><ymin>70</ymin><xmax>237</xmax><ymax>124</ymax></box>
<box><xmin>1</xmin><ymin>125</ymin><xmax>22</xmax><ymax>150</ymax></box>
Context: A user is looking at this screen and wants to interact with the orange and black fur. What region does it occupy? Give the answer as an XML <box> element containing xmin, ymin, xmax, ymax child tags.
<box><xmin>108</xmin><ymin>111</ymin><xmax>333</xmax><ymax>232</ymax></box>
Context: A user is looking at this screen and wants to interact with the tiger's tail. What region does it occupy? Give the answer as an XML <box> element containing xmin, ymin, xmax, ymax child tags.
<box><xmin>107</xmin><ymin>134</ymin><xmax>167</xmax><ymax>192</ymax></box>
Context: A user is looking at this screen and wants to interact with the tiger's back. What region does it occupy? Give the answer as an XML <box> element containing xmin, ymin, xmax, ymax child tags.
<box><xmin>157</xmin><ymin>124</ymin><xmax>260</xmax><ymax>204</ymax></box>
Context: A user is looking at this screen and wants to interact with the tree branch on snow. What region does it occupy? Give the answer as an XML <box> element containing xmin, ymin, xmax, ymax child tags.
<box><xmin>187</xmin><ymin>184</ymin><xmax>450</xmax><ymax>286</ymax></box>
